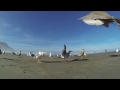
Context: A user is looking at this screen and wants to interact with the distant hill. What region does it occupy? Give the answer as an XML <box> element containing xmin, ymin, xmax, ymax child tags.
<box><xmin>0</xmin><ymin>42</ymin><xmax>14</xmax><ymax>51</ymax></box>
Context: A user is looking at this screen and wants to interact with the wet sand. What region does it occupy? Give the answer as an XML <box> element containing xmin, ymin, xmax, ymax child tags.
<box><xmin>0</xmin><ymin>52</ymin><xmax>120</xmax><ymax>79</ymax></box>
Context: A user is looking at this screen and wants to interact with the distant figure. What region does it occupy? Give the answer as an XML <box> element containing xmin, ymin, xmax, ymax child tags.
<box><xmin>62</xmin><ymin>44</ymin><xmax>72</xmax><ymax>62</ymax></box>
<box><xmin>105</xmin><ymin>49</ymin><xmax>107</xmax><ymax>53</ymax></box>
<box><xmin>78</xmin><ymin>49</ymin><xmax>84</xmax><ymax>59</ymax></box>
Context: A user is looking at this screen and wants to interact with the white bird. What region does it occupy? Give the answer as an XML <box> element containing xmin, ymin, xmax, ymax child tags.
<box><xmin>78</xmin><ymin>49</ymin><xmax>84</xmax><ymax>59</ymax></box>
<box><xmin>38</xmin><ymin>51</ymin><xmax>47</xmax><ymax>56</ymax></box>
<box><xmin>61</xmin><ymin>55</ymin><xmax>64</xmax><ymax>58</ymax></box>
<box><xmin>84</xmin><ymin>53</ymin><xmax>87</xmax><ymax>56</ymax></box>
<box><xmin>116</xmin><ymin>49</ymin><xmax>119</xmax><ymax>52</ymax></box>
<box><xmin>2</xmin><ymin>50</ymin><xmax>5</xmax><ymax>54</ymax></box>
<box><xmin>35</xmin><ymin>51</ymin><xmax>47</xmax><ymax>63</ymax></box>
<box><xmin>116</xmin><ymin>49</ymin><xmax>119</xmax><ymax>56</ymax></box>
<box><xmin>62</xmin><ymin>44</ymin><xmax>72</xmax><ymax>62</ymax></box>
<box><xmin>35</xmin><ymin>54</ymin><xmax>43</xmax><ymax>63</ymax></box>
<box><xmin>78</xmin><ymin>11</ymin><xmax>120</xmax><ymax>30</ymax></box>
<box><xmin>27</xmin><ymin>52</ymin><xmax>31</xmax><ymax>56</ymax></box>
<box><xmin>49</xmin><ymin>52</ymin><xmax>52</xmax><ymax>57</ymax></box>
<box><xmin>57</xmin><ymin>55</ymin><xmax>59</xmax><ymax>58</ymax></box>
<box><xmin>17</xmin><ymin>51</ymin><xmax>21</xmax><ymax>56</ymax></box>
<box><xmin>28</xmin><ymin>51</ymin><xmax>35</xmax><ymax>57</ymax></box>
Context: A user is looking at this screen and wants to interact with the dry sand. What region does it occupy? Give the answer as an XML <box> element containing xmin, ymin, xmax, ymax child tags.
<box><xmin>0</xmin><ymin>52</ymin><xmax>120</xmax><ymax>79</ymax></box>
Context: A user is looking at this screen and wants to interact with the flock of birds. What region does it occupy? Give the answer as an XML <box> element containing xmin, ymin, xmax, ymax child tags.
<box><xmin>12</xmin><ymin>50</ymin><xmax>47</xmax><ymax>63</ymax></box>
<box><xmin>0</xmin><ymin>45</ymin><xmax>119</xmax><ymax>63</ymax></box>
<box><xmin>0</xmin><ymin>45</ymin><xmax>86</xmax><ymax>63</ymax></box>
<box><xmin>0</xmin><ymin>11</ymin><xmax>120</xmax><ymax>63</ymax></box>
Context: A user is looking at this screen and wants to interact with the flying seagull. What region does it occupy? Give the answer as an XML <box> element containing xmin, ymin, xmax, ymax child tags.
<box><xmin>78</xmin><ymin>11</ymin><xmax>120</xmax><ymax>29</ymax></box>
<box><xmin>62</xmin><ymin>44</ymin><xmax>72</xmax><ymax>62</ymax></box>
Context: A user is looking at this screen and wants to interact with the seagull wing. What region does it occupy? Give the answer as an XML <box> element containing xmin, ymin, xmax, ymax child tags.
<box><xmin>96</xmin><ymin>19</ymin><xmax>114</xmax><ymax>27</ymax></box>
<box><xmin>62</xmin><ymin>44</ymin><xmax>66</xmax><ymax>56</ymax></box>
<box><xmin>78</xmin><ymin>11</ymin><xmax>114</xmax><ymax>20</ymax></box>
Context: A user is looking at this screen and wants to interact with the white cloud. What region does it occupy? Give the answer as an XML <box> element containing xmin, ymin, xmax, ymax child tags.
<box><xmin>0</xmin><ymin>35</ymin><xmax>7</xmax><ymax>39</ymax></box>
<box><xmin>3</xmin><ymin>23</ymin><xmax>11</xmax><ymax>27</ymax></box>
<box><xmin>14</xmin><ymin>27</ymin><xmax>21</xmax><ymax>32</ymax></box>
<box><xmin>23</xmin><ymin>33</ymin><xmax>33</xmax><ymax>38</ymax></box>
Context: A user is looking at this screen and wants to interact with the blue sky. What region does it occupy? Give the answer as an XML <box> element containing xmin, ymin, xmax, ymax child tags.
<box><xmin>0</xmin><ymin>11</ymin><xmax>120</xmax><ymax>54</ymax></box>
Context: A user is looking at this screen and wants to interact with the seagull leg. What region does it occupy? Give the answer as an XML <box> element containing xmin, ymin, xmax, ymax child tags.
<box><xmin>64</xmin><ymin>58</ymin><xmax>68</xmax><ymax>62</ymax></box>
<box><xmin>37</xmin><ymin>59</ymin><xmax>41</xmax><ymax>63</ymax></box>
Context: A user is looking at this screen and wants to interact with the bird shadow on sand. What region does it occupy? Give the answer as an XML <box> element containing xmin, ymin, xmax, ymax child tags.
<box><xmin>70</xmin><ymin>59</ymin><xmax>89</xmax><ymax>62</ymax></box>
<box><xmin>3</xmin><ymin>58</ymin><xmax>14</xmax><ymax>60</ymax></box>
<box><xmin>110</xmin><ymin>55</ymin><xmax>120</xmax><ymax>57</ymax></box>
<box><xmin>41</xmin><ymin>61</ymin><xmax>61</xmax><ymax>63</ymax></box>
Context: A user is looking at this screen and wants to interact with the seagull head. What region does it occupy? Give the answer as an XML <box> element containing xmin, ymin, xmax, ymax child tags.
<box><xmin>78</xmin><ymin>17</ymin><xmax>104</xmax><ymax>26</ymax></box>
<box><xmin>69</xmin><ymin>50</ymin><xmax>72</xmax><ymax>52</ymax></box>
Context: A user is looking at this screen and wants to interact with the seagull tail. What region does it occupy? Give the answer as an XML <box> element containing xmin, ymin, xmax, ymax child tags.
<box><xmin>77</xmin><ymin>18</ymin><xmax>82</xmax><ymax>20</ymax></box>
<box><xmin>112</xmin><ymin>18</ymin><xmax>120</xmax><ymax>30</ymax></box>
<box><xmin>114</xmin><ymin>18</ymin><xmax>120</xmax><ymax>24</ymax></box>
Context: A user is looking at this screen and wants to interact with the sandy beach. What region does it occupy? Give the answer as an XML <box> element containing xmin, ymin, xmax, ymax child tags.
<box><xmin>0</xmin><ymin>52</ymin><xmax>120</xmax><ymax>79</ymax></box>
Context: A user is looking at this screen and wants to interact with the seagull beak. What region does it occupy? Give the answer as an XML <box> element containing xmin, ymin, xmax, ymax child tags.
<box><xmin>77</xmin><ymin>18</ymin><xmax>82</xmax><ymax>20</ymax></box>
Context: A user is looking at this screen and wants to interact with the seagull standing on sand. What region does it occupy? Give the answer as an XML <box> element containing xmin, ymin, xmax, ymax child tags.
<box><xmin>0</xmin><ymin>47</ymin><xmax>2</xmax><ymax>55</ymax></box>
<box><xmin>17</xmin><ymin>51</ymin><xmax>21</xmax><ymax>56</ymax></box>
<box><xmin>116</xmin><ymin>49</ymin><xmax>119</xmax><ymax>55</ymax></box>
<box><xmin>2</xmin><ymin>50</ymin><xmax>5</xmax><ymax>54</ymax></box>
<box><xmin>78</xmin><ymin>11</ymin><xmax>120</xmax><ymax>30</ymax></box>
<box><xmin>62</xmin><ymin>44</ymin><xmax>72</xmax><ymax>62</ymax></box>
<box><xmin>12</xmin><ymin>51</ymin><xmax>16</xmax><ymax>55</ymax></box>
<box><xmin>116</xmin><ymin>49</ymin><xmax>119</xmax><ymax>53</ymax></box>
<box><xmin>49</xmin><ymin>52</ymin><xmax>52</xmax><ymax>57</ymax></box>
<box><xmin>35</xmin><ymin>51</ymin><xmax>47</xmax><ymax>63</ymax></box>
<box><xmin>78</xmin><ymin>49</ymin><xmax>84</xmax><ymax>59</ymax></box>
<box><xmin>29</xmin><ymin>51</ymin><xmax>35</xmax><ymax>57</ymax></box>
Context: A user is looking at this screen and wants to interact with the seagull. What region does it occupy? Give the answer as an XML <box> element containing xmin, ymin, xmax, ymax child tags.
<box><xmin>49</xmin><ymin>52</ymin><xmax>52</xmax><ymax>57</ymax></box>
<box><xmin>78</xmin><ymin>49</ymin><xmax>84</xmax><ymax>59</ymax></box>
<box><xmin>116</xmin><ymin>49</ymin><xmax>119</xmax><ymax>55</ymax></box>
<box><xmin>78</xmin><ymin>11</ymin><xmax>120</xmax><ymax>30</ymax></box>
<box><xmin>116</xmin><ymin>49</ymin><xmax>119</xmax><ymax>53</ymax></box>
<box><xmin>12</xmin><ymin>51</ymin><xmax>16</xmax><ymax>55</ymax></box>
<box><xmin>62</xmin><ymin>44</ymin><xmax>72</xmax><ymax>62</ymax></box>
<box><xmin>29</xmin><ymin>51</ymin><xmax>35</xmax><ymax>57</ymax></box>
<box><xmin>0</xmin><ymin>47</ymin><xmax>2</xmax><ymax>55</ymax></box>
<box><xmin>2</xmin><ymin>50</ymin><xmax>5</xmax><ymax>54</ymax></box>
<box><xmin>17</xmin><ymin>51</ymin><xmax>21</xmax><ymax>56</ymax></box>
